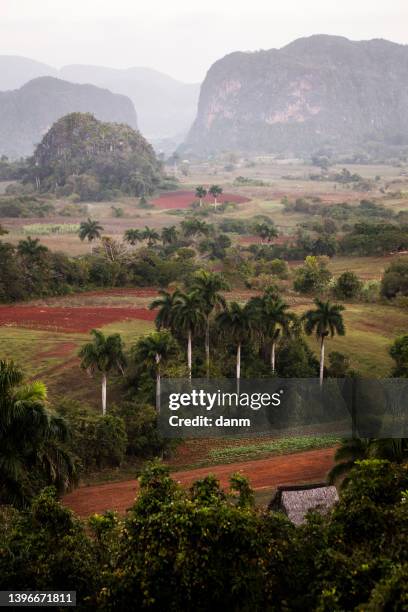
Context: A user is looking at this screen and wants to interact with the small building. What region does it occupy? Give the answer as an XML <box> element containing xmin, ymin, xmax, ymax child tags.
<box><xmin>269</xmin><ymin>483</ymin><xmax>339</xmax><ymax>525</ymax></box>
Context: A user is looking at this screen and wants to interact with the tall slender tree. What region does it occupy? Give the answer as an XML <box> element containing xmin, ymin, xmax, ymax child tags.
<box><xmin>190</xmin><ymin>270</ymin><xmax>229</xmax><ymax>377</ymax></box>
<box><xmin>195</xmin><ymin>185</ymin><xmax>207</xmax><ymax>207</ymax></box>
<box><xmin>249</xmin><ymin>291</ymin><xmax>292</xmax><ymax>373</ymax></box>
<box><xmin>303</xmin><ymin>299</ymin><xmax>345</xmax><ymax>386</ymax></box>
<box><xmin>217</xmin><ymin>302</ymin><xmax>253</xmax><ymax>388</ymax></box>
<box><xmin>142</xmin><ymin>226</ymin><xmax>160</xmax><ymax>247</ymax></box>
<box><xmin>172</xmin><ymin>291</ymin><xmax>205</xmax><ymax>379</ymax></box>
<box><xmin>149</xmin><ymin>290</ymin><xmax>178</xmax><ymax>331</ymax></box>
<box><xmin>209</xmin><ymin>185</ymin><xmax>223</xmax><ymax>210</ymax></box>
<box><xmin>135</xmin><ymin>331</ymin><xmax>176</xmax><ymax>412</ymax></box>
<box><xmin>78</xmin><ymin>218</ymin><xmax>104</xmax><ymax>242</ymax></box>
<box><xmin>79</xmin><ymin>330</ymin><xmax>126</xmax><ymax>414</ymax></box>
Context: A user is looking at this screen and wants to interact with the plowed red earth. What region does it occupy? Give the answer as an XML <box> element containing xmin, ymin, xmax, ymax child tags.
<box><xmin>0</xmin><ymin>306</ymin><xmax>155</xmax><ymax>333</ymax></box>
<box><xmin>63</xmin><ymin>447</ymin><xmax>336</xmax><ymax>517</ymax></box>
<box><xmin>151</xmin><ymin>190</ymin><xmax>250</xmax><ymax>209</ymax></box>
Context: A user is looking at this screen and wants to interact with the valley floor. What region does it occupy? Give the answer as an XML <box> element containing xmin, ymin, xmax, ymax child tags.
<box><xmin>62</xmin><ymin>446</ymin><xmax>336</xmax><ymax>517</ymax></box>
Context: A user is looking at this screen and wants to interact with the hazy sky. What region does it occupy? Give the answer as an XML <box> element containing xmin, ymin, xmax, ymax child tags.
<box><xmin>1</xmin><ymin>0</ymin><xmax>407</xmax><ymax>82</ymax></box>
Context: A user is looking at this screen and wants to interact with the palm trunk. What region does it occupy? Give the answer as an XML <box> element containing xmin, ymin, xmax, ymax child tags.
<box><xmin>319</xmin><ymin>336</ymin><xmax>325</xmax><ymax>387</ymax></box>
<box><xmin>155</xmin><ymin>354</ymin><xmax>161</xmax><ymax>413</ymax></box>
<box><xmin>205</xmin><ymin>315</ymin><xmax>210</xmax><ymax>379</ymax></box>
<box><xmin>101</xmin><ymin>373</ymin><xmax>107</xmax><ymax>415</ymax></box>
<box><xmin>213</xmin><ymin>197</ymin><xmax>217</xmax><ymax>210</ymax></box>
<box><xmin>236</xmin><ymin>342</ymin><xmax>241</xmax><ymax>394</ymax></box>
<box><xmin>187</xmin><ymin>330</ymin><xmax>192</xmax><ymax>379</ymax></box>
<box><xmin>271</xmin><ymin>341</ymin><xmax>276</xmax><ymax>373</ymax></box>
<box><xmin>199</xmin><ymin>197</ymin><xmax>202</xmax><ymax>207</ymax></box>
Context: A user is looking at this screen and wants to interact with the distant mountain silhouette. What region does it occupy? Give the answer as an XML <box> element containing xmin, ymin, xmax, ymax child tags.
<box><xmin>0</xmin><ymin>77</ymin><xmax>137</xmax><ymax>158</ymax></box>
<box><xmin>59</xmin><ymin>65</ymin><xmax>200</xmax><ymax>140</ymax></box>
<box><xmin>0</xmin><ymin>55</ymin><xmax>57</xmax><ymax>91</ymax></box>
<box><xmin>0</xmin><ymin>56</ymin><xmax>200</xmax><ymax>145</ymax></box>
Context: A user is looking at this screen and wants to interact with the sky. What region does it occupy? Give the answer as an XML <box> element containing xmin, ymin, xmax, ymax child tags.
<box><xmin>0</xmin><ymin>0</ymin><xmax>407</xmax><ymax>82</ymax></box>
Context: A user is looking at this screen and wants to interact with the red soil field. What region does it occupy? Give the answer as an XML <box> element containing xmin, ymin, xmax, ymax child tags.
<box><xmin>63</xmin><ymin>447</ymin><xmax>336</xmax><ymax>517</ymax></box>
<box><xmin>151</xmin><ymin>190</ymin><xmax>250</xmax><ymax>209</ymax></box>
<box><xmin>0</xmin><ymin>305</ymin><xmax>155</xmax><ymax>333</ymax></box>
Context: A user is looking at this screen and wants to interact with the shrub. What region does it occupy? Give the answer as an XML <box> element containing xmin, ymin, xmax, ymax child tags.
<box><xmin>293</xmin><ymin>256</ymin><xmax>332</xmax><ymax>294</ymax></box>
<box><xmin>334</xmin><ymin>271</ymin><xmax>362</xmax><ymax>299</ymax></box>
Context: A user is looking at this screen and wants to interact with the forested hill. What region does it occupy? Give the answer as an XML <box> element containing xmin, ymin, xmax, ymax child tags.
<box><xmin>24</xmin><ymin>112</ymin><xmax>162</xmax><ymax>200</ymax></box>
<box><xmin>183</xmin><ymin>35</ymin><xmax>408</xmax><ymax>158</ymax></box>
<box><xmin>0</xmin><ymin>77</ymin><xmax>137</xmax><ymax>158</ymax></box>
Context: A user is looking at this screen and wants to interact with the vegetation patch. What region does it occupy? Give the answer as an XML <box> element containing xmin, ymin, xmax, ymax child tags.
<box><xmin>209</xmin><ymin>435</ymin><xmax>340</xmax><ymax>461</ymax></box>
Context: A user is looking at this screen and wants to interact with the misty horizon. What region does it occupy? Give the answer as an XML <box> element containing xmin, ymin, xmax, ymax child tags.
<box><xmin>1</xmin><ymin>0</ymin><xmax>407</xmax><ymax>82</ymax></box>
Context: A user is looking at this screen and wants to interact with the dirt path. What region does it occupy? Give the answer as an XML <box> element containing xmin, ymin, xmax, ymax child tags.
<box><xmin>63</xmin><ymin>447</ymin><xmax>336</xmax><ymax>517</ymax></box>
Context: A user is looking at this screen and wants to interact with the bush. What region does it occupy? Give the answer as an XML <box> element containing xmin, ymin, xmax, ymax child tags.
<box><xmin>293</xmin><ymin>256</ymin><xmax>332</xmax><ymax>295</ymax></box>
<box><xmin>334</xmin><ymin>271</ymin><xmax>362</xmax><ymax>299</ymax></box>
<box><xmin>381</xmin><ymin>258</ymin><xmax>408</xmax><ymax>298</ymax></box>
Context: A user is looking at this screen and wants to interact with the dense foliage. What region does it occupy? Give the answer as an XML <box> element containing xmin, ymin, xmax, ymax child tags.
<box><xmin>23</xmin><ymin>113</ymin><xmax>163</xmax><ymax>201</ymax></box>
<box><xmin>1</xmin><ymin>460</ymin><xmax>408</xmax><ymax>610</ymax></box>
<box><xmin>0</xmin><ymin>237</ymin><xmax>197</xmax><ymax>302</ymax></box>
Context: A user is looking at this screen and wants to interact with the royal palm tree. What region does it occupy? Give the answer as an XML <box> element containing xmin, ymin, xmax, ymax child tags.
<box><xmin>249</xmin><ymin>292</ymin><xmax>292</xmax><ymax>373</ymax></box>
<box><xmin>190</xmin><ymin>270</ymin><xmax>229</xmax><ymax>377</ymax></box>
<box><xmin>195</xmin><ymin>185</ymin><xmax>207</xmax><ymax>207</ymax></box>
<box><xmin>217</xmin><ymin>302</ymin><xmax>253</xmax><ymax>387</ymax></box>
<box><xmin>209</xmin><ymin>185</ymin><xmax>223</xmax><ymax>210</ymax></box>
<box><xmin>161</xmin><ymin>225</ymin><xmax>178</xmax><ymax>245</ymax></box>
<box><xmin>149</xmin><ymin>289</ymin><xmax>178</xmax><ymax>331</ymax></box>
<box><xmin>124</xmin><ymin>228</ymin><xmax>143</xmax><ymax>246</ymax></box>
<box><xmin>172</xmin><ymin>291</ymin><xmax>205</xmax><ymax>379</ymax></box>
<box><xmin>303</xmin><ymin>299</ymin><xmax>345</xmax><ymax>386</ymax></box>
<box><xmin>135</xmin><ymin>331</ymin><xmax>176</xmax><ymax>412</ymax></box>
<box><xmin>78</xmin><ymin>218</ymin><xmax>104</xmax><ymax>242</ymax></box>
<box><xmin>0</xmin><ymin>360</ymin><xmax>75</xmax><ymax>508</ymax></box>
<box><xmin>17</xmin><ymin>236</ymin><xmax>48</xmax><ymax>259</ymax></box>
<box><xmin>79</xmin><ymin>330</ymin><xmax>126</xmax><ymax>415</ymax></box>
<box><xmin>142</xmin><ymin>226</ymin><xmax>160</xmax><ymax>247</ymax></box>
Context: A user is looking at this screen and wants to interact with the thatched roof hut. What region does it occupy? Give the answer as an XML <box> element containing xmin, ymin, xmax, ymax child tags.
<box><xmin>269</xmin><ymin>483</ymin><xmax>339</xmax><ymax>525</ymax></box>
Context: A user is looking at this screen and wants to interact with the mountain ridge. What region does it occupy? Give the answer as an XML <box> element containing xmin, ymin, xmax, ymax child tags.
<box><xmin>0</xmin><ymin>77</ymin><xmax>137</xmax><ymax>158</ymax></box>
<box><xmin>182</xmin><ymin>35</ymin><xmax>408</xmax><ymax>158</ymax></box>
<box><xmin>0</xmin><ymin>56</ymin><xmax>200</xmax><ymax>142</ymax></box>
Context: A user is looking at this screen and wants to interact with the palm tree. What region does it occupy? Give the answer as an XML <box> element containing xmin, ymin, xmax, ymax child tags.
<box><xmin>149</xmin><ymin>289</ymin><xmax>178</xmax><ymax>331</ymax></box>
<box><xmin>142</xmin><ymin>226</ymin><xmax>160</xmax><ymax>247</ymax></box>
<box><xmin>249</xmin><ymin>292</ymin><xmax>292</xmax><ymax>373</ymax></box>
<box><xmin>79</xmin><ymin>330</ymin><xmax>126</xmax><ymax>415</ymax></box>
<box><xmin>172</xmin><ymin>291</ymin><xmax>205</xmax><ymax>379</ymax></box>
<box><xmin>195</xmin><ymin>186</ymin><xmax>207</xmax><ymax>207</ymax></box>
<box><xmin>0</xmin><ymin>360</ymin><xmax>75</xmax><ymax>508</ymax></box>
<box><xmin>181</xmin><ymin>218</ymin><xmax>211</xmax><ymax>241</ymax></box>
<box><xmin>217</xmin><ymin>302</ymin><xmax>253</xmax><ymax>387</ymax></box>
<box><xmin>209</xmin><ymin>185</ymin><xmax>223</xmax><ymax>210</ymax></box>
<box><xmin>78</xmin><ymin>218</ymin><xmax>104</xmax><ymax>242</ymax></box>
<box><xmin>135</xmin><ymin>331</ymin><xmax>176</xmax><ymax>412</ymax></box>
<box><xmin>17</xmin><ymin>236</ymin><xmax>48</xmax><ymax>259</ymax></box>
<box><xmin>328</xmin><ymin>438</ymin><xmax>408</xmax><ymax>486</ymax></box>
<box><xmin>303</xmin><ymin>299</ymin><xmax>345</xmax><ymax>386</ymax></box>
<box><xmin>124</xmin><ymin>228</ymin><xmax>143</xmax><ymax>246</ymax></box>
<box><xmin>190</xmin><ymin>270</ymin><xmax>229</xmax><ymax>377</ymax></box>
<box><xmin>161</xmin><ymin>225</ymin><xmax>178</xmax><ymax>245</ymax></box>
